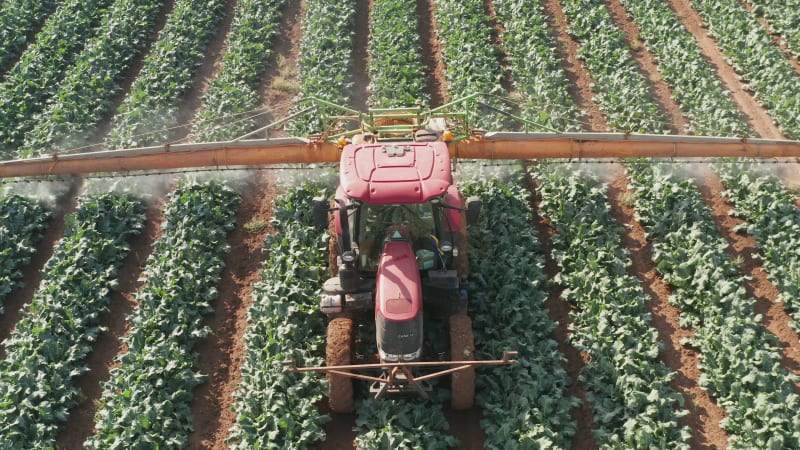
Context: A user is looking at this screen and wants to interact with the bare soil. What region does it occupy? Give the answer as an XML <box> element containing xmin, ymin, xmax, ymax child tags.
<box><xmin>528</xmin><ymin>176</ymin><xmax>599</xmax><ymax>450</ymax></box>
<box><xmin>187</xmin><ymin>173</ymin><xmax>279</xmax><ymax>449</ymax></box>
<box><xmin>0</xmin><ymin>179</ymin><xmax>81</xmax><ymax>360</ymax></box>
<box><xmin>605</xmin><ymin>166</ymin><xmax>729</xmax><ymax>449</ymax></box>
<box><xmin>483</xmin><ymin>0</ymin><xmax>515</xmax><ymax>95</ymax></box>
<box><xmin>694</xmin><ymin>165</ymin><xmax>800</xmax><ymax>389</ymax></box>
<box><xmin>665</xmin><ymin>0</ymin><xmax>785</xmax><ymax>139</ymax></box>
<box><xmin>175</xmin><ymin>0</ymin><xmax>238</xmax><ymax>143</ymax></box>
<box><xmin>349</xmin><ymin>0</ymin><xmax>372</xmax><ymax>111</ymax></box>
<box><xmin>416</xmin><ymin>0</ymin><xmax>448</xmax><ymax>106</ymax></box>
<box><xmin>57</xmin><ymin>201</ymin><xmax>164</xmax><ymax>449</ymax></box>
<box><xmin>449</xmin><ymin>313</ymin><xmax>476</xmax><ymax>411</ymax></box>
<box><xmin>258</xmin><ymin>0</ymin><xmax>307</xmax><ymax>138</ymax></box>
<box><xmin>541</xmin><ymin>0</ymin><xmax>608</xmax><ymax>131</ymax></box>
<box><xmin>603</xmin><ymin>0</ymin><xmax>688</xmax><ymax>134</ymax></box>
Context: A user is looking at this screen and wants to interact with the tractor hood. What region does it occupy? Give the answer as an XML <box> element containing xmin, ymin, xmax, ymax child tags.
<box><xmin>340</xmin><ymin>141</ymin><xmax>451</xmax><ymax>204</ymax></box>
<box><xmin>375</xmin><ymin>229</ymin><xmax>422</xmax><ymax>322</ymax></box>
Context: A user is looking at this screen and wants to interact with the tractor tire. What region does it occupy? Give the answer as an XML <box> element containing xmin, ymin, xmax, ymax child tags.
<box><xmin>326</xmin><ymin>317</ymin><xmax>354</xmax><ymax>413</ymax></box>
<box><xmin>449</xmin><ymin>313</ymin><xmax>475</xmax><ymax>410</ymax></box>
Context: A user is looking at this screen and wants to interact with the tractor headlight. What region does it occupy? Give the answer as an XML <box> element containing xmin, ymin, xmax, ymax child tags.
<box><xmin>379</xmin><ymin>349</ymin><xmax>399</xmax><ymax>362</ymax></box>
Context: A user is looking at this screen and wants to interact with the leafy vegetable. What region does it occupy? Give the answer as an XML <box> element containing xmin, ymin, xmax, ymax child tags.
<box><xmin>355</xmin><ymin>394</ymin><xmax>458</xmax><ymax>450</ymax></box>
<box><xmin>20</xmin><ymin>0</ymin><xmax>167</xmax><ymax>156</ymax></box>
<box><xmin>191</xmin><ymin>0</ymin><xmax>288</xmax><ymax>141</ymax></box>
<box><xmin>0</xmin><ymin>194</ymin><xmax>50</xmax><ymax>313</ymax></box>
<box><xmin>746</xmin><ymin>0</ymin><xmax>800</xmax><ymax>60</ymax></box>
<box><xmin>627</xmin><ymin>163</ymin><xmax>800</xmax><ymax>449</ymax></box>
<box><xmin>87</xmin><ymin>181</ymin><xmax>239</xmax><ymax>449</ymax></box>
<box><xmin>0</xmin><ymin>0</ymin><xmax>59</xmax><ymax>73</ymax></box>
<box><xmin>105</xmin><ymin>0</ymin><xmax>227</xmax><ymax>149</ymax></box>
<box><xmin>462</xmin><ymin>175</ymin><xmax>578</xmax><ymax>449</ymax></box>
<box><xmin>0</xmin><ymin>193</ymin><xmax>145</xmax><ymax>448</ymax></box>
<box><xmin>226</xmin><ymin>185</ymin><xmax>329</xmax><ymax>449</ymax></box>
<box><xmin>536</xmin><ymin>165</ymin><xmax>690</xmax><ymax>448</ymax></box>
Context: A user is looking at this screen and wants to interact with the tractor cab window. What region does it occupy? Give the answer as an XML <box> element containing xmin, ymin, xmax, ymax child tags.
<box><xmin>357</xmin><ymin>202</ymin><xmax>438</xmax><ymax>270</ymax></box>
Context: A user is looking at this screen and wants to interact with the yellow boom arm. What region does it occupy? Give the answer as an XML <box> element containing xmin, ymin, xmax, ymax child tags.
<box><xmin>1</xmin><ymin>133</ymin><xmax>800</xmax><ymax>178</ymax></box>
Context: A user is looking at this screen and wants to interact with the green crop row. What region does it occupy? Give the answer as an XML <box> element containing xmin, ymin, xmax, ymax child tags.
<box><xmin>0</xmin><ymin>0</ymin><xmax>112</xmax><ymax>156</ymax></box>
<box><xmin>20</xmin><ymin>0</ymin><xmax>167</xmax><ymax>156</ymax></box>
<box><xmin>191</xmin><ymin>0</ymin><xmax>287</xmax><ymax>142</ymax></box>
<box><xmin>0</xmin><ymin>194</ymin><xmax>50</xmax><ymax>313</ymax></box>
<box><xmin>691</xmin><ymin>0</ymin><xmax>800</xmax><ymax>139</ymax></box>
<box><xmin>105</xmin><ymin>0</ymin><xmax>226</xmax><ymax>149</ymax></box>
<box><xmin>368</xmin><ymin>0</ymin><xmax>428</xmax><ymax>107</ymax></box>
<box><xmin>536</xmin><ymin>166</ymin><xmax>690</xmax><ymax>448</ymax></box>
<box><xmin>745</xmin><ymin>0</ymin><xmax>800</xmax><ymax>62</ymax></box>
<box><xmin>493</xmin><ymin>0</ymin><xmax>582</xmax><ymax>131</ymax></box>
<box><xmin>226</xmin><ymin>185</ymin><xmax>329</xmax><ymax>449</ymax></box>
<box><xmin>560</xmin><ymin>0</ymin><xmax>666</xmax><ymax>133</ymax></box>
<box><xmin>628</xmin><ymin>164</ymin><xmax>800</xmax><ymax>449</ymax></box>
<box><xmin>617</xmin><ymin>0</ymin><xmax>750</xmax><ymax>137</ymax></box>
<box><xmin>87</xmin><ymin>182</ymin><xmax>239</xmax><ymax>449</ymax></box>
<box><xmin>462</xmin><ymin>176</ymin><xmax>577</xmax><ymax>449</ymax></box>
<box><xmin>355</xmin><ymin>394</ymin><xmax>457</xmax><ymax>449</ymax></box>
<box><xmin>0</xmin><ymin>192</ymin><xmax>145</xmax><ymax>448</ymax></box>
<box><xmin>432</xmin><ymin>0</ymin><xmax>504</xmax><ymax>129</ymax></box>
<box><xmin>288</xmin><ymin>0</ymin><xmax>358</xmax><ymax>135</ymax></box>
<box><xmin>715</xmin><ymin>164</ymin><xmax>800</xmax><ymax>333</ymax></box>
<box><xmin>0</xmin><ymin>0</ymin><xmax>58</xmax><ymax>72</ymax></box>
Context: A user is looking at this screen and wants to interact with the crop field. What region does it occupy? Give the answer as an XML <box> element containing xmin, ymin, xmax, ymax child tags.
<box><xmin>0</xmin><ymin>0</ymin><xmax>799</xmax><ymax>448</ymax></box>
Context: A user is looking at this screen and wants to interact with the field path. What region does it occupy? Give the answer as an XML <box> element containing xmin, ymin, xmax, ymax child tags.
<box><xmin>188</xmin><ymin>173</ymin><xmax>278</xmax><ymax>449</ymax></box>
<box><xmin>541</xmin><ymin>0</ymin><xmax>608</xmax><ymax>131</ymax></box>
<box><xmin>417</xmin><ymin>0</ymin><xmax>447</xmax><ymax>106</ymax></box>
<box><xmin>349</xmin><ymin>0</ymin><xmax>371</xmax><ymax>111</ymax></box>
<box><xmin>666</xmin><ymin>0</ymin><xmax>784</xmax><ymax>138</ymax></box>
<box><xmin>484</xmin><ymin>0</ymin><xmax>515</xmax><ymax>96</ymax></box>
<box><xmin>58</xmin><ymin>199</ymin><xmax>164</xmax><ymax>448</ymax></box>
<box><xmin>0</xmin><ymin>180</ymin><xmax>80</xmax><ymax>360</ymax></box>
<box><xmin>530</xmin><ymin>175</ymin><xmax>599</xmax><ymax>450</ymax></box>
<box><xmin>695</xmin><ymin>165</ymin><xmax>800</xmax><ymax>389</ymax></box>
<box><xmin>606</xmin><ymin>166</ymin><xmax>729</xmax><ymax>450</ymax></box>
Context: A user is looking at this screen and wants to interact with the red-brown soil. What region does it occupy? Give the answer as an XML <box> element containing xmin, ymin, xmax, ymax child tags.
<box><xmin>666</xmin><ymin>0</ymin><xmax>785</xmax><ymax>139</ymax></box>
<box><xmin>349</xmin><ymin>0</ymin><xmax>372</xmax><ymax>111</ymax></box>
<box><xmin>57</xmin><ymin>200</ymin><xmax>164</xmax><ymax>449</ymax></box>
<box><xmin>694</xmin><ymin>165</ymin><xmax>800</xmax><ymax>389</ymax></box>
<box><xmin>541</xmin><ymin>0</ymin><xmax>608</xmax><ymax>131</ymax></box>
<box><xmin>606</xmin><ymin>166</ymin><xmax>729</xmax><ymax>449</ymax></box>
<box><xmin>175</xmin><ymin>0</ymin><xmax>238</xmax><ymax>143</ymax></box>
<box><xmin>604</xmin><ymin>0</ymin><xmax>688</xmax><ymax>134</ymax></box>
<box><xmin>417</xmin><ymin>0</ymin><xmax>448</xmax><ymax>106</ymax></box>
<box><xmin>528</xmin><ymin>175</ymin><xmax>599</xmax><ymax>450</ymax></box>
<box><xmin>483</xmin><ymin>0</ymin><xmax>515</xmax><ymax>95</ymax></box>
<box><xmin>187</xmin><ymin>173</ymin><xmax>279</xmax><ymax>449</ymax></box>
<box><xmin>0</xmin><ymin>179</ymin><xmax>81</xmax><ymax>360</ymax></box>
<box><xmin>259</xmin><ymin>0</ymin><xmax>307</xmax><ymax>137</ymax></box>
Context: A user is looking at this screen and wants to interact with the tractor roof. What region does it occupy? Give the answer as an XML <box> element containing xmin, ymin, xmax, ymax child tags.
<box><xmin>339</xmin><ymin>141</ymin><xmax>452</xmax><ymax>204</ymax></box>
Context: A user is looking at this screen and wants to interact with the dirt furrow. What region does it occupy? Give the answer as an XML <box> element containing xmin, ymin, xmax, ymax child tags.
<box><xmin>57</xmin><ymin>200</ymin><xmax>164</xmax><ymax>449</ymax></box>
<box><xmin>188</xmin><ymin>173</ymin><xmax>278</xmax><ymax>449</ymax></box>
<box><xmin>349</xmin><ymin>0</ymin><xmax>371</xmax><ymax>111</ymax></box>
<box><xmin>174</xmin><ymin>0</ymin><xmax>238</xmax><ymax>144</ymax></box>
<box><xmin>529</xmin><ymin>176</ymin><xmax>599</xmax><ymax>450</ymax></box>
<box><xmin>665</xmin><ymin>0</ymin><xmax>784</xmax><ymax>139</ymax></box>
<box><xmin>694</xmin><ymin>165</ymin><xmax>800</xmax><ymax>390</ymax></box>
<box><xmin>417</xmin><ymin>0</ymin><xmax>447</xmax><ymax>106</ymax></box>
<box><xmin>738</xmin><ymin>0</ymin><xmax>800</xmax><ymax>76</ymax></box>
<box><xmin>541</xmin><ymin>0</ymin><xmax>608</xmax><ymax>131</ymax></box>
<box><xmin>603</xmin><ymin>0</ymin><xmax>689</xmax><ymax>134</ymax></box>
<box><xmin>483</xmin><ymin>0</ymin><xmax>515</xmax><ymax>96</ymax></box>
<box><xmin>606</xmin><ymin>166</ymin><xmax>729</xmax><ymax>450</ymax></box>
<box><xmin>258</xmin><ymin>0</ymin><xmax>307</xmax><ymax>138</ymax></box>
<box><xmin>0</xmin><ymin>179</ymin><xmax>81</xmax><ymax>361</ymax></box>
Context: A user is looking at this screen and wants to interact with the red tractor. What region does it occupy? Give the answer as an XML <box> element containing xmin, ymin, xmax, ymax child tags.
<box><xmin>299</xmin><ymin>126</ymin><xmax>516</xmax><ymax>413</ymax></box>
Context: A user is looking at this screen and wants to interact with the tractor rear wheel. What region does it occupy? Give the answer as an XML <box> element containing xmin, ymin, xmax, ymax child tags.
<box><xmin>326</xmin><ymin>317</ymin><xmax>354</xmax><ymax>413</ymax></box>
<box><xmin>449</xmin><ymin>313</ymin><xmax>475</xmax><ymax>410</ymax></box>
